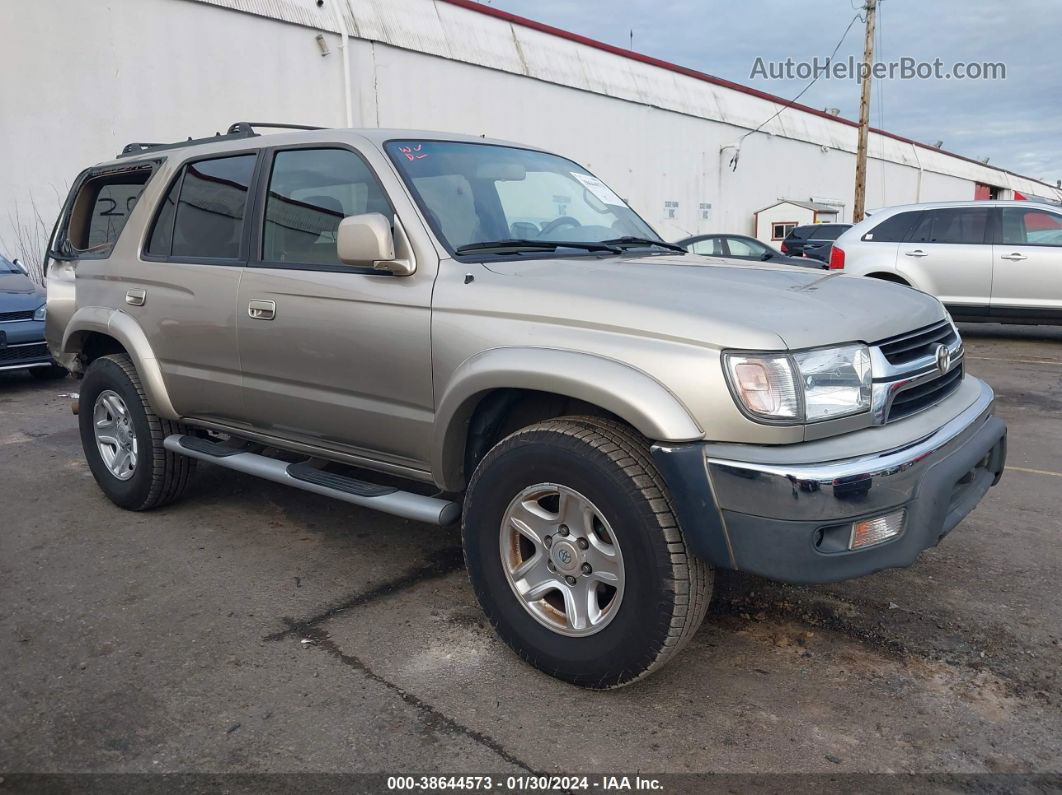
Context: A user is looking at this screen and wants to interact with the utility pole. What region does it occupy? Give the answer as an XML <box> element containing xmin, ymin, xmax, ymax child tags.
<box><xmin>853</xmin><ymin>0</ymin><xmax>877</xmax><ymax>223</ymax></box>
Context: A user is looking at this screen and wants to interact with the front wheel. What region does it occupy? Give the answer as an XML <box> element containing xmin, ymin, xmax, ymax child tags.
<box><xmin>462</xmin><ymin>417</ymin><xmax>712</xmax><ymax>688</ymax></box>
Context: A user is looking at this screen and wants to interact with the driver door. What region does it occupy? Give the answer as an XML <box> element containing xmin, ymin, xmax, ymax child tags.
<box><xmin>235</xmin><ymin>146</ymin><xmax>435</xmax><ymax>469</ymax></box>
<box><xmin>991</xmin><ymin>206</ymin><xmax>1062</xmax><ymax>321</ymax></box>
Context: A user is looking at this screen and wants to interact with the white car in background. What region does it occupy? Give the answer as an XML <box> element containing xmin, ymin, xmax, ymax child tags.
<box><xmin>828</xmin><ymin>200</ymin><xmax>1062</xmax><ymax>325</ymax></box>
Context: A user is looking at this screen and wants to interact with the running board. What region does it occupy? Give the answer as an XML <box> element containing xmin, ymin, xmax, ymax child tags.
<box><xmin>163</xmin><ymin>434</ymin><xmax>460</xmax><ymax>526</ymax></box>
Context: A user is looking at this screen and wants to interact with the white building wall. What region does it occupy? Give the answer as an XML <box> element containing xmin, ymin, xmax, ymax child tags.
<box><xmin>2</xmin><ymin>0</ymin><xmax>1059</xmax><ymax>267</ymax></box>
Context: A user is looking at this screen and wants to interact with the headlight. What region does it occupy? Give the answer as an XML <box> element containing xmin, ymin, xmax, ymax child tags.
<box><xmin>724</xmin><ymin>344</ymin><xmax>871</xmax><ymax>423</ymax></box>
<box><xmin>793</xmin><ymin>344</ymin><xmax>872</xmax><ymax>421</ymax></box>
<box><xmin>33</xmin><ymin>303</ymin><xmax>47</xmax><ymax>321</ymax></box>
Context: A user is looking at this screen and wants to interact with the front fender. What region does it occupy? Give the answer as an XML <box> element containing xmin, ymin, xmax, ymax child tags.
<box><xmin>61</xmin><ymin>307</ymin><xmax>179</xmax><ymax>420</ymax></box>
<box><xmin>432</xmin><ymin>347</ymin><xmax>704</xmax><ymax>490</ymax></box>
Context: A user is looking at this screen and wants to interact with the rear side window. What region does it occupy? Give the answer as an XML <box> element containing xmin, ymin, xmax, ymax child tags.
<box><xmin>864</xmin><ymin>211</ymin><xmax>919</xmax><ymax>242</ymax></box>
<box><xmin>62</xmin><ymin>167</ymin><xmax>154</xmax><ymax>258</ymax></box>
<box><xmin>909</xmin><ymin>208</ymin><xmax>990</xmax><ymax>245</ymax></box>
<box><xmin>688</xmin><ymin>237</ymin><xmax>724</xmax><ymax>256</ymax></box>
<box><xmin>146</xmin><ymin>154</ymin><xmax>257</xmax><ymax>260</ymax></box>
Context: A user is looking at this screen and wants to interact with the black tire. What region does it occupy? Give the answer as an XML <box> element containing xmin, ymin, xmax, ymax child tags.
<box><xmin>78</xmin><ymin>353</ymin><xmax>195</xmax><ymax>511</ymax></box>
<box><xmin>462</xmin><ymin>416</ymin><xmax>712</xmax><ymax>688</ymax></box>
<box><xmin>30</xmin><ymin>363</ymin><xmax>68</xmax><ymax>380</ymax></box>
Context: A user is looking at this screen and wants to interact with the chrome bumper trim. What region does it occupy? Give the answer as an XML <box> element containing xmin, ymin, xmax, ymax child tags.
<box><xmin>706</xmin><ymin>377</ymin><xmax>996</xmax><ymax>521</ymax></box>
<box><xmin>0</xmin><ymin>361</ymin><xmax>51</xmax><ymax>372</ymax></box>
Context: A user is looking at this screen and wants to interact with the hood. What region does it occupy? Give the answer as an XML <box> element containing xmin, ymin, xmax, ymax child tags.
<box><xmin>0</xmin><ymin>272</ymin><xmax>45</xmax><ymax>313</ymax></box>
<box><xmin>481</xmin><ymin>254</ymin><xmax>944</xmax><ymax>351</ymax></box>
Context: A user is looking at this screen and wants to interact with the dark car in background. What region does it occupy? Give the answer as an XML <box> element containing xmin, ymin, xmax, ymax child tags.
<box><xmin>677</xmin><ymin>233</ymin><xmax>826</xmax><ymax>269</ymax></box>
<box><xmin>0</xmin><ymin>255</ymin><xmax>66</xmax><ymax>379</ymax></box>
<box><xmin>781</xmin><ymin>223</ymin><xmax>851</xmax><ymax>262</ymax></box>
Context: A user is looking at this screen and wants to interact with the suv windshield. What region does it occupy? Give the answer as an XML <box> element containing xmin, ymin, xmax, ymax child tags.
<box><xmin>385</xmin><ymin>140</ymin><xmax>659</xmax><ymax>255</ymax></box>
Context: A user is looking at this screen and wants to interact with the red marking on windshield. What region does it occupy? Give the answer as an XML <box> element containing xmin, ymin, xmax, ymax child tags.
<box><xmin>399</xmin><ymin>145</ymin><xmax>428</xmax><ymax>161</ymax></box>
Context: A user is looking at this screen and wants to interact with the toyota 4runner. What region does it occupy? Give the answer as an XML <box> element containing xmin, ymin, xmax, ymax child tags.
<box><xmin>45</xmin><ymin>124</ymin><xmax>1007</xmax><ymax>688</ymax></box>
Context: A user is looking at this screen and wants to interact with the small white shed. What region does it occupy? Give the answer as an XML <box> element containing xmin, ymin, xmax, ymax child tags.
<box><xmin>754</xmin><ymin>200</ymin><xmax>841</xmax><ymax>244</ymax></box>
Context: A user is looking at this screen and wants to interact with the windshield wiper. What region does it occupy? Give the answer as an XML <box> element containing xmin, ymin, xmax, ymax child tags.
<box><xmin>455</xmin><ymin>239</ymin><xmax>621</xmax><ymax>255</ymax></box>
<box><xmin>600</xmin><ymin>236</ymin><xmax>687</xmax><ymax>253</ymax></box>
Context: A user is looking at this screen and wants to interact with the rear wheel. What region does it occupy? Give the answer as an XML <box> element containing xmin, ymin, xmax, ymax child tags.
<box><xmin>78</xmin><ymin>354</ymin><xmax>195</xmax><ymax>510</ymax></box>
<box><xmin>462</xmin><ymin>416</ymin><xmax>712</xmax><ymax>688</ymax></box>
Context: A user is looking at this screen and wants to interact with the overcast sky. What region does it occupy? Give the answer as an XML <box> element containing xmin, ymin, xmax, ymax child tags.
<box><xmin>482</xmin><ymin>0</ymin><xmax>1061</xmax><ymax>185</ymax></box>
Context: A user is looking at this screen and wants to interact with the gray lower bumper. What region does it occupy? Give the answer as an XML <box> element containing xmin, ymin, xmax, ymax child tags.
<box><xmin>652</xmin><ymin>378</ymin><xmax>1007</xmax><ymax>584</ymax></box>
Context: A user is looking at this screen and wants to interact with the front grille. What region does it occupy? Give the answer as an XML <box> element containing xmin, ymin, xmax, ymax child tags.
<box><xmin>887</xmin><ymin>364</ymin><xmax>964</xmax><ymax>421</ymax></box>
<box><xmin>0</xmin><ymin>309</ymin><xmax>35</xmax><ymax>322</ymax></box>
<box><xmin>877</xmin><ymin>320</ymin><xmax>957</xmax><ymax>366</ymax></box>
<box><xmin>0</xmin><ymin>343</ymin><xmax>49</xmax><ymax>364</ymax></box>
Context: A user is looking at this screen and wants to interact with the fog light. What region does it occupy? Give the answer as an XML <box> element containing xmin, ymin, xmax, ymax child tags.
<box><xmin>849</xmin><ymin>509</ymin><xmax>905</xmax><ymax>550</ymax></box>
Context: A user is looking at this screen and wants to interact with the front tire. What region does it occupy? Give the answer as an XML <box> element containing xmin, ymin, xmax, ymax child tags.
<box><xmin>78</xmin><ymin>354</ymin><xmax>195</xmax><ymax>511</ymax></box>
<box><xmin>462</xmin><ymin>416</ymin><xmax>712</xmax><ymax>688</ymax></box>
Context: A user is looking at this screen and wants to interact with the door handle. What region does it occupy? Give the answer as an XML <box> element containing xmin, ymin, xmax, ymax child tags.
<box><xmin>1000</xmin><ymin>252</ymin><xmax>1028</xmax><ymax>261</ymax></box>
<box><xmin>125</xmin><ymin>288</ymin><xmax>146</xmax><ymax>306</ymax></box>
<box><xmin>904</xmin><ymin>249</ymin><xmax>929</xmax><ymax>257</ymax></box>
<box><xmin>247</xmin><ymin>299</ymin><xmax>276</xmax><ymax>320</ymax></box>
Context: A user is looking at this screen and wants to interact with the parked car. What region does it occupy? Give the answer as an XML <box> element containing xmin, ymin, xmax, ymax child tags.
<box><xmin>46</xmin><ymin>125</ymin><xmax>1006</xmax><ymax>688</ymax></box>
<box><xmin>0</xmin><ymin>254</ymin><xmax>66</xmax><ymax>378</ymax></box>
<box><xmin>781</xmin><ymin>223</ymin><xmax>851</xmax><ymax>261</ymax></box>
<box><xmin>676</xmin><ymin>233</ymin><xmax>825</xmax><ymax>269</ymax></box>
<box><xmin>829</xmin><ymin>200</ymin><xmax>1062</xmax><ymax>324</ymax></box>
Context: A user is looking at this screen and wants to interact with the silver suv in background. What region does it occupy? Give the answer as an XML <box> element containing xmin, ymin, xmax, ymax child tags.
<box><xmin>828</xmin><ymin>200</ymin><xmax>1062</xmax><ymax>325</ymax></box>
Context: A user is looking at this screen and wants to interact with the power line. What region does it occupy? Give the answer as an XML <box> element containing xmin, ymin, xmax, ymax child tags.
<box><xmin>730</xmin><ymin>11</ymin><xmax>862</xmax><ymax>170</ymax></box>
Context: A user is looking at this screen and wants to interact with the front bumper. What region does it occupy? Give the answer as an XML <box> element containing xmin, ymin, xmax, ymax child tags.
<box><xmin>0</xmin><ymin>319</ymin><xmax>52</xmax><ymax>372</ymax></box>
<box><xmin>652</xmin><ymin>377</ymin><xmax>1006</xmax><ymax>584</ymax></box>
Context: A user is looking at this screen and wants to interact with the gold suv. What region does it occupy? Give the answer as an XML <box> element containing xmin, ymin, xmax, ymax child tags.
<box><xmin>46</xmin><ymin>124</ymin><xmax>1007</xmax><ymax>687</ymax></box>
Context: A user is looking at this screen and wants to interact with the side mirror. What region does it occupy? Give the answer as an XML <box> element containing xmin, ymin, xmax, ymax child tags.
<box><xmin>336</xmin><ymin>213</ymin><xmax>416</xmax><ymax>276</ymax></box>
<box><xmin>12</xmin><ymin>257</ymin><xmax>28</xmax><ymax>274</ymax></box>
<box><xmin>760</xmin><ymin>251</ymin><xmax>774</xmax><ymax>261</ymax></box>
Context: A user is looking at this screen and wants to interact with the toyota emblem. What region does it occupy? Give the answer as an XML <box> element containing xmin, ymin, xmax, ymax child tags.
<box><xmin>935</xmin><ymin>344</ymin><xmax>951</xmax><ymax>374</ymax></box>
<box><xmin>558</xmin><ymin>548</ymin><xmax>572</xmax><ymax>565</ymax></box>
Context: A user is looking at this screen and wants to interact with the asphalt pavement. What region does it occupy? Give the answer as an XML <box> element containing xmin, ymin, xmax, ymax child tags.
<box><xmin>1</xmin><ymin>324</ymin><xmax>1060</xmax><ymax>786</ymax></box>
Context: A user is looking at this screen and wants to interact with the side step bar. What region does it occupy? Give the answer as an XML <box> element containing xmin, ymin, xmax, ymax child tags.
<box><xmin>163</xmin><ymin>434</ymin><xmax>460</xmax><ymax>526</ymax></box>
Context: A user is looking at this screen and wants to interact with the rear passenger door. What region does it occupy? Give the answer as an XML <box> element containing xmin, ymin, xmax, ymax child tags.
<box><xmin>897</xmin><ymin>207</ymin><xmax>993</xmax><ymax>313</ymax></box>
<box><xmin>136</xmin><ymin>152</ymin><xmax>259</xmax><ymax>421</ymax></box>
<box><xmin>991</xmin><ymin>206</ymin><xmax>1062</xmax><ymax>321</ymax></box>
<box><xmin>235</xmin><ymin>146</ymin><xmax>435</xmax><ymax>471</ymax></box>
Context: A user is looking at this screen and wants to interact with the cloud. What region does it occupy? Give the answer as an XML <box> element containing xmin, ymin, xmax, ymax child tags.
<box><xmin>482</xmin><ymin>0</ymin><xmax>1062</xmax><ymax>183</ymax></box>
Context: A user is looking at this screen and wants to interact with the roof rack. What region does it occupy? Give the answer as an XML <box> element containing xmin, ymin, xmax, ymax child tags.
<box><xmin>226</xmin><ymin>122</ymin><xmax>326</xmax><ymax>134</ymax></box>
<box><xmin>117</xmin><ymin>122</ymin><xmax>327</xmax><ymax>159</ymax></box>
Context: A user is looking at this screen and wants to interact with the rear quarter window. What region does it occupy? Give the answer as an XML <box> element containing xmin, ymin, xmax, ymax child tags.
<box><xmin>863</xmin><ymin>211</ymin><xmax>920</xmax><ymax>242</ymax></box>
<box><xmin>61</xmin><ymin>166</ymin><xmax>155</xmax><ymax>259</ymax></box>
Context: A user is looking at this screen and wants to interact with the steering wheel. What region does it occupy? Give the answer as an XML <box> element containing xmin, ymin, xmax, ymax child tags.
<box><xmin>538</xmin><ymin>216</ymin><xmax>582</xmax><ymax>237</ymax></box>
